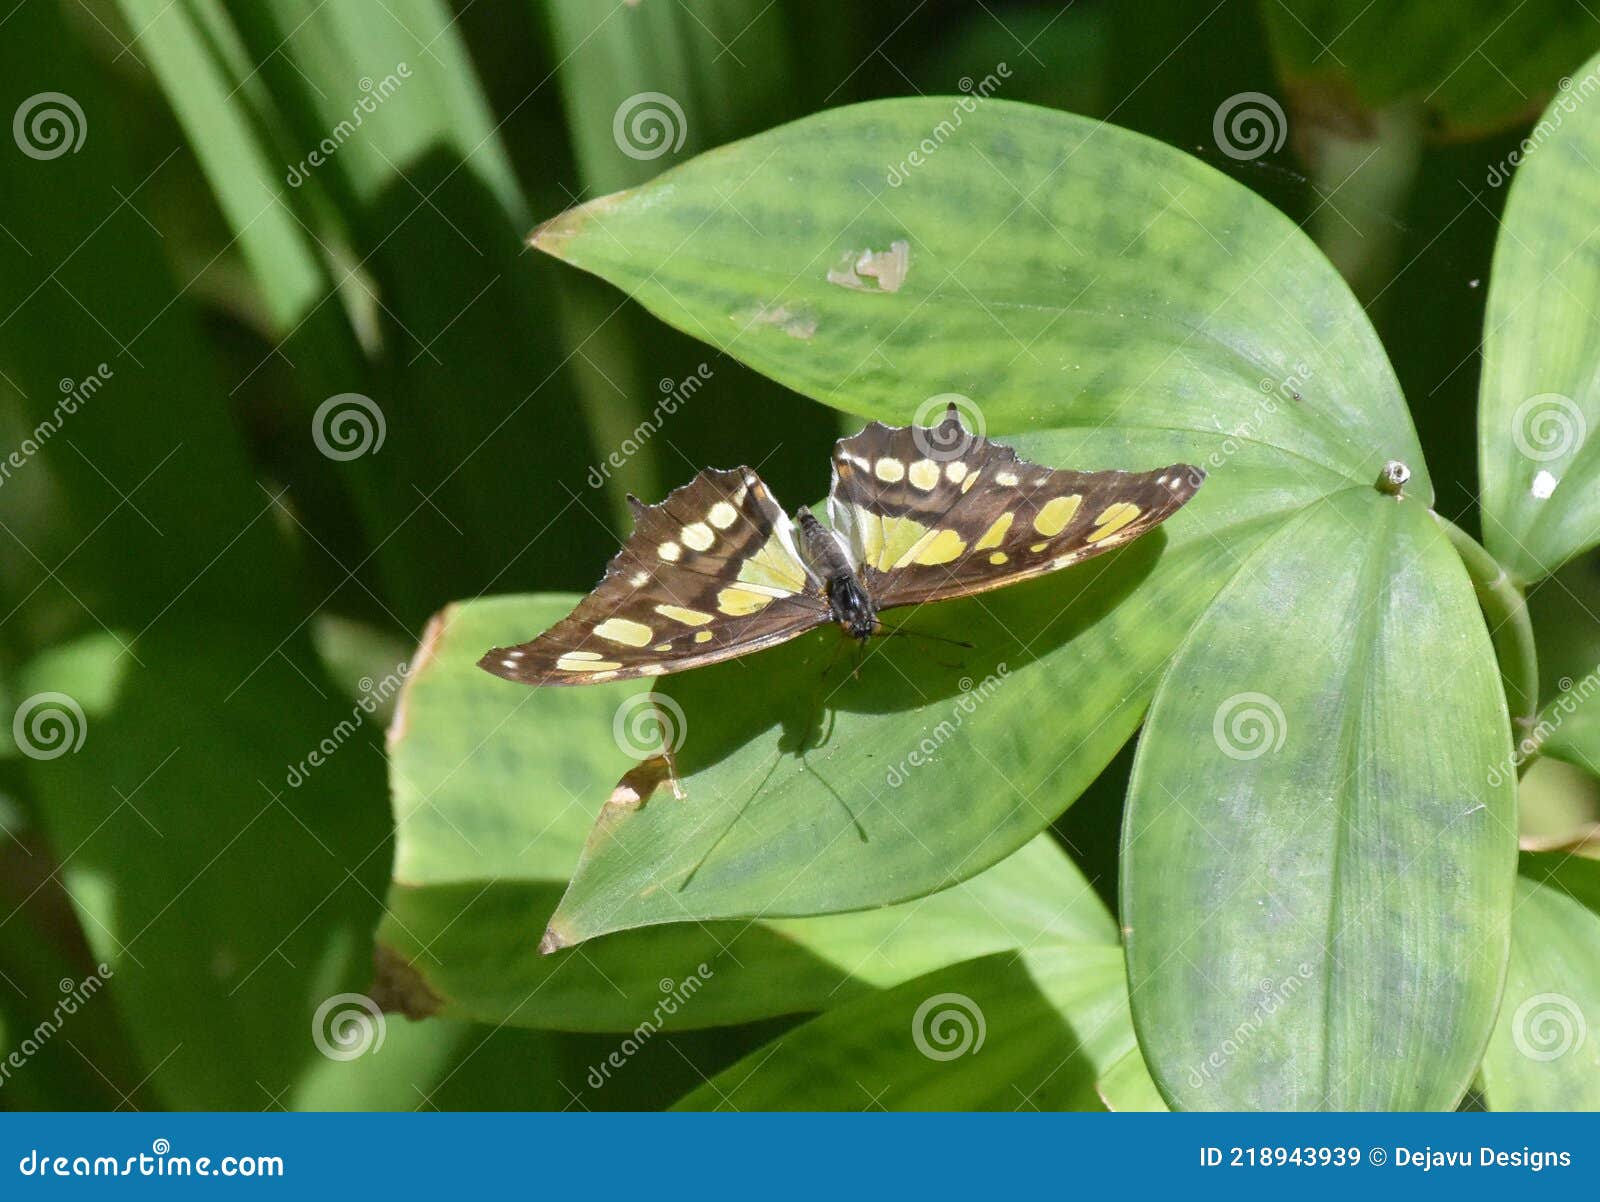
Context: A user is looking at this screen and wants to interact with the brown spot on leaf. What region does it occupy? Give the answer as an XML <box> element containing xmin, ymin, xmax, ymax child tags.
<box><xmin>734</xmin><ymin>302</ymin><xmax>816</xmax><ymax>340</ymax></box>
<box><xmin>526</xmin><ymin>189</ymin><xmax>631</xmax><ymax>259</ymax></box>
<box><xmin>827</xmin><ymin>239</ymin><xmax>910</xmax><ymax>293</ymax></box>
<box><xmin>369</xmin><ymin>941</ymin><xmax>444</xmax><ymax>1019</ymax></box>
<box><xmin>387</xmin><ymin>603</ymin><xmax>453</xmax><ymax>752</ymax></box>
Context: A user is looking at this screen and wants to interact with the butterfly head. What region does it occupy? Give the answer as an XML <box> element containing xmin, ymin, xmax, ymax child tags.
<box><xmin>827</xmin><ymin>572</ymin><xmax>878</xmax><ymax>643</ymax></box>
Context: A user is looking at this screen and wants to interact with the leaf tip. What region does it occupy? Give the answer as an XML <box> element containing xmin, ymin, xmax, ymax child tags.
<box><xmin>527</xmin><ymin>189</ymin><xmax>631</xmax><ymax>260</ymax></box>
<box><xmin>537</xmin><ymin>924</ymin><xmax>571</xmax><ymax>956</ymax></box>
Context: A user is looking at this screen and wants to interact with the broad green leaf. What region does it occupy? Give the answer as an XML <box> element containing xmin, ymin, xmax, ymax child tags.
<box><xmin>544</xmin><ymin>439</ymin><xmax>1318</xmax><ymax>945</ymax></box>
<box><xmin>1124</xmin><ymin>488</ymin><xmax>1515</xmax><ymax>1110</ymax></box>
<box><xmin>1480</xmin><ymin>855</ymin><xmax>1600</xmax><ymax>1110</ymax></box>
<box><xmin>1259</xmin><ymin>0</ymin><xmax>1595</xmax><ymax>137</ymax></box>
<box><xmin>522</xmin><ymin>97</ymin><xmax>1427</xmax><ymax>938</ymax></box>
<box><xmin>533</xmin><ymin>98</ymin><xmax>1425</xmax><ymax>499</ymax></box>
<box><xmin>673</xmin><ymin>947</ymin><xmax>1138</xmax><ymax>1111</ymax></box>
<box><xmin>378</xmin><ymin>596</ymin><xmax>1115</xmax><ymax>1030</ymax></box>
<box><xmin>1480</xmin><ymin>48</ymin><xmax>1600</xmax><ymax>582</ymax></box>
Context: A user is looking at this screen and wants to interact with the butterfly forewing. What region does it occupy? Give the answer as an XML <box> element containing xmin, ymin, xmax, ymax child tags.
<box><xmin>827</xmin><ymin>409</ymin><xmax>1202</xmax><ymax>609</ymax></box>
<box><xmin>479</xmin><ymin>467</ymin><xmax>829</xmax><ymax>686</ymax></box>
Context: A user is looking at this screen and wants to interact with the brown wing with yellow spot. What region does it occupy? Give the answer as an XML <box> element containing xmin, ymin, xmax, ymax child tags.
<box><xmin>479</xmin><ymin>468</ymin><xmax>830</xmax><ymax>686</ymax></box>
<box><xmin>827</xmin><ymin>406</ymin><xmax>1203</xmax><ymax>610</ymax></box>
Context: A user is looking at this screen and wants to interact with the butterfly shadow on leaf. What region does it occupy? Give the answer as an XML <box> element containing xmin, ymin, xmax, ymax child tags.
<box><xmin>656</xmin><ymin>532</ymin><xmax>1169</xmax><ymax>890</ymax></box>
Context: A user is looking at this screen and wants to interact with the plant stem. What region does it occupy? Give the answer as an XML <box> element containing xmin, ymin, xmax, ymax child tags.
<box><xmin>1436</xmin><ymin>516</ymin><xmax>1539</xmax><ymax>760</ymax></box>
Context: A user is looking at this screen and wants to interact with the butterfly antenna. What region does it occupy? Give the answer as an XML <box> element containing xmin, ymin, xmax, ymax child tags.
<box><xmin>873</xmin><ymin>622</ymin><xmax>974</xmax><ymax>650</ymax></box>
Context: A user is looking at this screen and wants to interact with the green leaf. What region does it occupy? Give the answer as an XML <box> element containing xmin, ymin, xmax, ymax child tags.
<box><xmin>521</xmin><ymin>97</ymin><xmax>1425</xmax><ymax>938</ymax></box>
<box><xmin>1096</xmin><ymin>1045</ymin><xmax>1169</xmax><ymax>1112</ymax></box>
<box><xmin>1480</xmin><ymin>854</ymin><xmax>1600</xmax><ymax>1111</ymax></box>
<box><xmin>672</xmin><ymin>946</ymin><xmax>1138</xmax><ymax>1111</ymax></box>
<box><xmin>534</xmin><ymin>98</ymin><xmax>1424</xmax><ymax>499</ymax></box>
<box><xmin>1480</xmin><ymin>49</ymin><xmax>1600</xmax><ymax>582</ymax></box>
<box><xmin>379</xmin><ymin>596</ymin><xmax>1116</xmax><ymax>1030</ymax></box>
<box><xmin>544</xmin><ymin>446</ymin><xmax>1314</xmax><ymax>945</ymax></box>
<box><xmin>1124</xmin><ymin>489</ymin><xmax>1516</xmax><ymax>1110</ymax></box>
<box><xmin>1259</xmin><ymin>0</ymin><xmax>1596</xmax><ymax>137</ymax></box>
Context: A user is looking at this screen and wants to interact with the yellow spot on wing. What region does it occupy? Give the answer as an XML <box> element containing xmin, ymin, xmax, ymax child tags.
<box><xmin>995</xmin><ymin>471</ymin><xmax>1019</xmax><ymax>486</ymax></box>
<box><xmin>1033</xmin><ymin>494</ymin><xmax>1082</xmax><ymax>537</ymax></box>
<box><xmin>694</xmin><ymin>631</ymin><xmax>713</xmax><ymax>644</ymax></box>
<box><xmin>878</xmin><ymin>514</ymin><xmax>931</xmax><ymax>570</ymax></box>
<box><xmin>738</xmin><ymin>531</ymin><xmax>808</xmax><ymax>593</ymax></box>
<box><xmin>717</xmin><ymin>586</ymin><xmax>775</xmax><ymax>616</ymax></box>
<box><xmin>1086</xmin><ymin>501</ymin><xmax>1142</xmax><ymax>543</ymax></box>
<box><xmin>708</xmin><ymin>502</ymin><xmax>739</xmax><ymax>529</ymax></box>
<box><xmin>960</xmin><ymin>471</ymin><xmax>979</xmax><ymax>493</ymax></box>
<box><xmin>907</xmin><ymin>459</ymin><xmax>940</xmax><ymax>490</ymax></box>
<box><xmin>945</xmin><ymin>461</ymin><xmax>968</xmax><ymax>484</ymax></box>
<box><xmin>975</xmin><ymin>512</ymin><xmax>1014</xmax><ymax>550</ymax></box>
<box><xmin>659</xmin><ymin>542</ymin><xmax>681</xmax><ymax>562</ymax></box>
<box><xmin>854</xmin><ymin>504</ymin><xmax>886</xmax><ymax>570</ymax></box>
<box><xmin>874</xmin><ymin>457</ymin><xmax>905</xmax><ymax>483</ymax></box>
<box><xmin>988</xmin><ymin>551</ymin><xmax>1008</xmax><ymax>565</ymax></box>
<box><xmin>913</xmin><ymin>529</ymin><xmax>966</xmax><ymax>566</ymax></box>
<box><xmin>557</xmin><ymin>654</ymin><xmax>623</xmax><ymax>672</ymax></box>
<box><xmin>655</xmin><ymin>604</ymin><xmax>714</xmax><ymax>627</ymax></box>
<box><xmin>682</xmin><ymin>522</ymin><xmax>715</xmax><ymax>551</ymax></box>
<box><xmin>595</xmin><ymin>618</ymin><xmax>654</xmax><ymax>647</ymax></box>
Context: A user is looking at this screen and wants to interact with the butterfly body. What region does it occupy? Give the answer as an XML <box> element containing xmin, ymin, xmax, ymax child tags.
<box><xmin>479</xmin><ymin>405</ymin><xmax>1203</xmax><ymax>688</ymax></box>
<box><xmin>797</xmin><ymin>507</ymin><xmax>878</xmax><ymax>642</ymax></box>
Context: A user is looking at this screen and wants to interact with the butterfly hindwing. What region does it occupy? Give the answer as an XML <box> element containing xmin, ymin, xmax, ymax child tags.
<box><xmin>479</xmin><ymin>468</ymin><xmax>829</xmax><ymax>686</ymax></box>
<box><xmin>827</xmin><ymin>408</ymin><xmax>1202</xmax><ymax>609</ymax></box>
